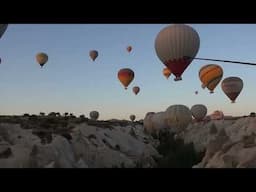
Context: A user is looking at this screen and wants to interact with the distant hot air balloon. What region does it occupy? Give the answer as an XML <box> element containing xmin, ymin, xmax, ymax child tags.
<box><xmin>36</xmin><ymin>53</ymin><xmax>48</xmax><ymax>68</ymax></box>
<box><xmin>155</xmin><ymin>24</ymin><xmax>200</xmax><ymax>81</ymax></box>
<box><xmin>133</xmin><ymin>86</ymin><xmax>140</xmax><ymax>95</ymax></box>
<box><xmin>0</xmin><ymin>24</ymin><xmax>8</xmax><ymax>39</ymax></box>
<box><xmin>199</xmin><ymin>64</ymin><xmax>223</xmax><ymax>93</ymax></box>
<box><xmin>221</xmin><ymin>77</ymin><xmax>243</xmax><ymax>103</ymax></box>
<box><xmin>195</xmin><ymin>91</ymin><xmax>198</xmax><ymax>95</ymax></box>
<box><xmin>165</xmin><ymin>105</ymin><xmax>192</xmax><ymax>133</ymax></box>
<box><xmin>127</xmin><ymin>46</ymin><xmax>132</xmax><ymax>53</ymax></box>
<box><xmin>117</xmin><ymin>68</ymin><xmax>134</xmax><ymax>90</ymax></box>
<box><xmin>130</xmin><ymin>115</ymin><xmax>136</xmax><ymax>122</ymax></box>
<box><xmin>191</xmin><ymin>104</ymin><xmax>207</xmax><ymax>121</ymax></box>
<box><xmin>90</xmin><ymin>111</ymin><xmax>99</xmax><ymax>120</ymax></box>
<box><xmin>89</xmin><ymin>50</ymin><xmax>98</xmax><ymax>61</ymax></box>
<box><xmin>163</xmin><ymin>67</ymin><xmax>172</xmax><ymax>79</ymax></box>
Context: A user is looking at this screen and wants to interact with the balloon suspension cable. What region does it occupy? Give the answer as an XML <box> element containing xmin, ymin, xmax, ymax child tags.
<box><xmin>184</xmin><ymin>56</ymin><xmax>256</xmax><ymax>66</ymax></box>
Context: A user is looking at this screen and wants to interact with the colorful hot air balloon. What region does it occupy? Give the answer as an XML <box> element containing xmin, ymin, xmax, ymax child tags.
<box><xmin>221</xmin><ymin>77</ymin><xmax>243</xmax><ymax>103</ymax></box>
<box><xmin>191</xmin><ymin>104</ymin><xmax>207</xmax><ymax>121</ymax></box>
<box><xmin>130</xmin><ymin>115</ymin><xmax>136</xmax><ymax>122</ymax></box>
<box><xmin>165</xmin><ymin>105</ymin><xmax>192</xmax><ymax>133</ymax></box>
<box><xmin>89</xmin><ymin>50</ymin><xmax>98</xmax><ymax>61</ymax></box>
<box><xmin>90</xmin><ymin>111</ymin><xmax>99</xmax><ymax>120</ymax></box>
<box><xmin>0</xmin><ymin>24</ymin><xmax>8</xmax><ymax>39</ymax></box>
<box><xmin>133</xmin><ymin>86</ymin><xmax>140</xmax><ymax>95</ymax></box>
<box><xmin>117</xmin><ymin>68</ymin><xmax>134</xmax><ymax>90</ymax></box>
<box><xmin>36</xmin><ymin>53</ymin><xmax>48</xmax><ymax>68</ymax></box>
<box><xmin>127</xmin><ymin>46</ymin><xmax>132</xmax><ymax>53</ymax></box>
<box><xmin>199</xmin><ymin>64</ymin><xmax>223</xmax><ymax>93</ymax></box>
<box><xmin>163</xmin><ymin>67</ymin><xmax>172</xmax><ymax>79</ymax></box>
<box><xmin>155</xmin><ymin>24</ymin><xmax>200</xmax><ymax>81</ymax></box>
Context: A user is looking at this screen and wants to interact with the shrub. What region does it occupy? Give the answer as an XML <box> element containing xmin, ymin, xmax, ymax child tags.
<box><xmin>156</xmin><ymin>131</ymin><xmax>205</xmax><ymax>168</ymax></box>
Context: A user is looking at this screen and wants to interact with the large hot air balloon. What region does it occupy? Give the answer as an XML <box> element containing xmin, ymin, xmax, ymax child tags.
<box><xmin>36</xmin><ymin>53</ymin><xmax>48</xmax><ymax>68</ymax></box>
<box><xmin>221</xmin><ymin>77</ymin><xmax>243</xmax><ymax>103</ymax></box>
<box><xmin>199</xmin><ymin>64</ymin><xmax>223</xmax><ymax>93</ymax></box>
<box><xmin>133</xmin><ymin>86</ymin><xmax>140</xmax><ymax>95</ymax></box>
<box><xmin>89</xmin><ymin>50</ymin><xmax>98</xmax><ymax>61</ymax></box>
<box><xmin>165</xmin><ymin>105</ymin><xmax>192</xmax><ymax>133</ymax></box>
<box><xmin>90</xmin><ymin>111</ymin><xmax>99</xmax><ymax>120</ymax></box>
<box><xmin>155</xmin><ymin>24</ymin><xmax>200</xmax><ymax>81</ymax></box>
<box><xmin>0</xmin><ymin>24</ymin><xmax>8</xmax><ymax>39</ymax></box>
<box><xmin>130</xmin><ymin>115</ymin><xmax>136</xmax><ymax>122</ymax></box>
<box><xmin>117</xmin><ymin>68</ymin><xmax>134</xmax><ymax>90</ymax></box>
<box><xmin>191</xmin><ymin>104</ymin><xmax>207</xmax><ymax>121</ymax></box>
<box><xmin>143</xmin><ymin>112</ymin><xmax>168</xmax><ymax>136</ymax></box>
<box><xmin>162</xmin><ymin>67</ymin><xmax>172</xmax><ymax>79</ymax></box>
<box><xmin>127</xmin><ymin>46</ymin><xmax>132</xmax><ymax>53</ymax></box>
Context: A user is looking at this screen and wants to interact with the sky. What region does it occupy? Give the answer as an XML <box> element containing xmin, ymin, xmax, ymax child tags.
<box><xmin>0</xmin><ymin>24</ymin><xmax>256</xmax><ymax>120</ymax></box>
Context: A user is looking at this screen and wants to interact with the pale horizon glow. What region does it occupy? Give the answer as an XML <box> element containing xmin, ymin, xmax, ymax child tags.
<box><xmin>0</xmin><ymin>24</ymin><xmax>255</xmax><ymax>120</ymax></box>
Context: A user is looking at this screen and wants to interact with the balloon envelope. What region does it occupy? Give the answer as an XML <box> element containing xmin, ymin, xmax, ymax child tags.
<box><xmin>191</xmin><ymin>104</ymin><xmax>207</xmax><ymax>121</ymax></box>
<box><xmin>163</xmin><ymin>67</ymin><xmax>171</xmax><ymax>79</ymax></box>
<box><xmin>165</xmin><ymin>105</ymin><xmax>192</xmax><ymax>133</ymax></box>
<box><xmin>155</xmin><ymin>24</ymin><xmax>200</xmax><ymax>81</ymax></box>
<box><xmin>130</xmin><ymin>115</ymin><xmax>136</xmax><ymax>122</ymax></box>
<box><xmin>36</xmin><ymin>53</ymin><xmax>48</xmax><ymax>67</ymax></box>
<box><xmin>221</xmin><ymin>77</ymin><xmax>243</xmax><ymax>103</ymax></box>
<box><xmin>199</xmin><ymin>64</ymin><xmax>223</xmax><ymax>93</ymax></box>
<box><xmin>89</xmin><ymin>50</ymin><xmax>98</xmax><ymax>61</ymax></box>
<box><xmin>117</xmin><ymin>68</ymin><xmax>134</xmax><ymax>89</ymax></box>
<box><xmin>127</xmin><ymin>46</ymin><xmax>132</xmax><ymax>53</ymax></box>
<box><xmin>90</xmin><ymin>111</ymin><xmax>99</xmax><ymax>120</ymax></box>
<box><xmin>133</xmin><ymin>86</ymin><xmax>140</xmax><ymax>95</ymax></box>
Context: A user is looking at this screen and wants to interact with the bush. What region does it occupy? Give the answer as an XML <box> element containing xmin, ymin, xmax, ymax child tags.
<box><xmin>156</xmin><ymin>131</ymin><xmax>205</xmax><ymax>168</ymax></box>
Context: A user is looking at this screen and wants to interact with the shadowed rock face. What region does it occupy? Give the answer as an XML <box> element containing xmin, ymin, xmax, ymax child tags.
<box><xmin>0</xmin><ymin>118</ymin><xmax>159</xmax><ymax>168</ymax></box>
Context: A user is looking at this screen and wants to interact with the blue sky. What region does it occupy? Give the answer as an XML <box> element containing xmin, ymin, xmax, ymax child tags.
<box><xmin>0</xmin><ymin>24</ymin><xmax>256</xmax><ymax>120</ymax></box>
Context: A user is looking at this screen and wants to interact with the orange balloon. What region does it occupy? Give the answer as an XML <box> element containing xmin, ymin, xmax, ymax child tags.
<box><xmin>199</xmin><ymin>64</ymin><xmax>223</xmax><ymax>94</ymax></box>
<box><xmin>163</xmin><ymin>67</ymin><xmax>171</xmax><ymax>79</ymax></box>
<box><xmin>133</xmin><ymin>86</ymin><xmax>140</xmax><ymax>95</ymax></box>
<box><xmin>118</xmin><ymin>68</ymin><xmax>134</xmax><ymax>90</ymax></box>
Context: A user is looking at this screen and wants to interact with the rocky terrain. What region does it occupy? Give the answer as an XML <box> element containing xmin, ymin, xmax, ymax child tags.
<box><xmin>0</xmin><ymin>114</ymin><xmax>256</xmax><ymax>168</ymax></box>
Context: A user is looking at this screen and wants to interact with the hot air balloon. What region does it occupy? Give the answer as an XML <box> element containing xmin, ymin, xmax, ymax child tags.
<box><xmin>191</xmin><ymin>104</ymin><xmax>207</xmax><ymax>122</ymax></box>
<box><xmin>162</xmin><ymin>67</ymin><xmax>172</xmax><ymax>79</ymax></box>
<box><xmin>221</xmin><ymin>77</ymin><xmax>243</xmax><ymax>103</ymax></box>
<box><xmin>133</xmin><ymin>86</ymin><xmax>140</xmax><ymax>95</ymax></box>
<box><xmin>195</xmin><ymin>91</ymin><xmax>198</xmax><ymax>95</ymax></box>
<box><xmin>199</xmin><ymin>64</ymin><xmax>223</xmax><ymax>93</ymax></box>
<box><xmin>143</xmin><ymin>112</ymin><xmax>168</xmax><ymax>136</ymax></box>
<box><xmin>127</xmin><ymin>46</ymin><xmax>132</xmax><ymax>53</ymax></box>
<box><xmin>165</xmin><ymin>105</ymin><xmax>192</xmax><ymax>133</ymax></box>
<box><xmin>117</xmin><ymin>68</ymin><xmax>134</xmax><ymax>90</ymax></box>
<box><xmin>90</xmin><ymin>111</ymin><xmax>99</xmax><ymax>120</ymax></box>
<box><xmin>155</xmin><ymin>24</ymin><xmax>200</xmax><ymax>81</ymax></box>
<box><xmin>36</xmin><ymin>53</ymin><xmax>48</xmax><ymax>68</ymax></box>
<box><xmin>89</xmin><ymin>50</ymin><xmax>98</xmax><ymax>61</ymax></box>
<box><xmin>0</xmin><ymin>24</ymin><xmax>8</xmax><ymax>39</ymax></box>
<box><xmin>130</xmin><ymin>115</ymin><xmax>136</xmax><ymax>122</ymax></box>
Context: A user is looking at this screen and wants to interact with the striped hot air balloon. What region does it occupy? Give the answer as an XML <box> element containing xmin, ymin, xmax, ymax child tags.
<box><xmin>117</xmin><ymin>68</ymin><xmax>134</xmax><ymax>90</ymax></box>
<box><xmin>155</xmin><ymin>24</ymin><xmax>200</xmax><ymax>81</ymax></box>
<box><xmin>221</xmin><ymin>77</ymin><xmax>243</xmax><ymax>103</ymax></box>
<box><xmin>199</xmin><ymin>64</ymin><xmax>223</xmax><ymax>93</ymax></box>
<box><xmin>191</xmin><ymin>104</ymin><xmax>207</xmax><ymax>121</ymax></box>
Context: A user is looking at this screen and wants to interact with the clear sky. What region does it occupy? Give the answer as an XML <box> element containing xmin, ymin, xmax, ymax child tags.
<box><xmin>0</xmin><ymin>24</ymin><xmax>256</xmax><ymax>120</ymax></box>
